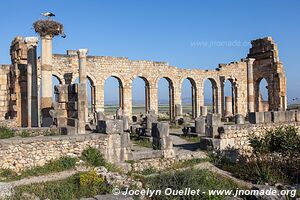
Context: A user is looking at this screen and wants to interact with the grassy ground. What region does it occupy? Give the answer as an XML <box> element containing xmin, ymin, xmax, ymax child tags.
<box><xmin>143</xmin><ymin>168</ymin><xmax>239</xmax><ymax>200</ymax></box>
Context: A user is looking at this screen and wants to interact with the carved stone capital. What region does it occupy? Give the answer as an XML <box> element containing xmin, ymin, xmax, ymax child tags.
<box><xmin>246</xmin><ymin>58</ymin><xmax>255</xmax><ymax>65</ymax></box>
<box><xmin>24</xmin><ymin>37</ymin><xmax>39</xmax><ymax>47</ymax></box>
<box><xmin>77</xmin><ymin>49</ymin><xmax>88</xmax><ymax>58</ymax></box>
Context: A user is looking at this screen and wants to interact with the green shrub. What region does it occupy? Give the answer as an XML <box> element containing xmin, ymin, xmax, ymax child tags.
<box><xmin>20</xmin><ymin>131</ymin><xmax>31</xmax><ymax>138</ymax></box>
<box><xmin>0</xmin><ymin>168</ymin><xmax>17</xmax><ymax>179</ymax></box>
<box><xmin>0</xmin><ymin>126</ymin><xmax>15</xmax><ymax>139</ymax></box>
<box><xmin>81</xmin><ymin>147</ymin><xmax>105</xmax><ymax>167</ymax></box>
<box><xmin>79</xmin><ymin>170</ymin><xmax>108</xmax><ymax>197</ymax></box>
<box><xmin>250</xmin><ymin>126</ymin><xmax>300</xmax><ymax>154</ymax></box>
<box><xmin>141</xmin><ymin>167</ymin><xmax>157</xmax><ymax>175</ymax></box>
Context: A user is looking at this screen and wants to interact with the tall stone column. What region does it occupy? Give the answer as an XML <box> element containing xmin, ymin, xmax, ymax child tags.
<box><xmin>246</xmin><ymin>58</ymin><xmax>255</xmax><ymax>113</ymax></box>
<box><xmin>40</xmin><ymin>35</ymin><xmax>53</xmax><ymax>127</ymax></box>
<box><xmin>77</xmin><ymin>49</ymin><xmax>88</xmax><ymax>134</ymax></box>
<box><xmin>123</xmin><ymin>85</ymin><xmax>132</xmax><ymax>117</ymax></box>
<box><xmin>95</xmin><ymin>83</ymin><xmax>104</xmax><ymax>113</ymax></box>
<box><xmin>33</xmin><ymin>19</ymin><xmax>65</xmax><ymax>126</ymax></box>
<box><xmin>78</xmin><ymin>49</ymin><xmax>89</xmax><ymax>122</ymax></box>
<box><xmin>24</xmin><ymin>37</ymin><xmax>39</xmax><ymax>127</ymax></box>
<box><xmin>149</xmin><ymin>85</ymin><xmax>158</xmax><ymax>114</ymax></box>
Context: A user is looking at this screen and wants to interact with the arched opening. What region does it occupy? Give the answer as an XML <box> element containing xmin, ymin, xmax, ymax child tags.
<box><xmin>203</xmin><ymin>78</ymin><xmax>217</xmax><ymax>113</ymax></box>
<box><xmin>158</xmin><ymin>77</ymin><xmax>174</xmax><ymax>120</ymax></box>
<box><xmin>132</xmin><ymin>76</ymin><xmax>149</xmax><ymax>115</ymax></box>
<box><xmin>104</xmin><ymin>76</ymin><xmax>124</xmax><ymax>116</ymax></box>
<box><xmin>256</xmin><ymin>78</ymin><xmax>269</xmax><ymax>112</ymax></box>
<box><xmin>181</xmin><ymin>78</ymin><xmax>197</xmax><ymax>118</ymax></box>
<box><xmin>52</xmin><ymin>75</ymin><xmax>62</xmax><ymax>103</ymax></box>
<box><xmin>223</xmin><ymin>79</ymin><xmax>235</xmax><ymax>118</ymax></box>
<box><xmin>73</xmin><ymin>76</ymin><xmax>96</xmax><ymax>121</ymax></box>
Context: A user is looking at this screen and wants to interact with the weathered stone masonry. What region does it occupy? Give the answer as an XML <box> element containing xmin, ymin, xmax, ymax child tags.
<box><xmin>0</xmin><ymin>133</ymin><xmax>128</xmax><ymax>172</ymax></box>
<box><xmin>0</xmin><ymin>36</ymin><xmax>287</xmax><ymax>127</ymax></box>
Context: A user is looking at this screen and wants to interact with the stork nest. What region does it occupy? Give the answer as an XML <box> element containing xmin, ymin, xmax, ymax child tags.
<box><xmin>33</xmin><ymin>20</ymin><xmax>64</xmax><ymax>37</ymax></box>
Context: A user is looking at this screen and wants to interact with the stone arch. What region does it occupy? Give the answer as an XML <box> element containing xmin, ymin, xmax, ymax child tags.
<box><xmin>103</xmin><ymin>75</ymin><xmax>125</xmax><ymax>113</ymax></box>
<box><xmin>202</xmin><ymin>77</ymin><xmax>218</xmax><ymax>114</ymax></box>
<box><xmin>179</xmin><ymin>76</ymin><xmax>197</xmax><ymax>118</ymax></box>
<box><xmin>51</xmin><ymin>74</ymin><xmax>62</xmax><ymax>103</ymax></box>
<box><xmin>131</xmin><ymin>74</ymin><xmax>151</xmax><ymax>114</ymax></box>
<box><xmin>255</xmin><ymin>77</ymin><xmax>270</xmax><ymax>112</ymax></box>
<box><xmin>156</xmin><ymin>76</ymin><xmax>175</xmax><ymax>120</ymax></box>
<box><xmin>222</xmin><ymin>77</ymin><xmax>236</xmax><ymax>118</ymax></box>
<box><xmin>87</xmin><ymin>75</ymin><xmax>96</xmax><ymax>114</ymax></box>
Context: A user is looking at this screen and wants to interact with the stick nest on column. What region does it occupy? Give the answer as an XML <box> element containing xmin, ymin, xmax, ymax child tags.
<box><xmin>33</xmin><ymin>20</ymin><xmax>64</xmax><ymax>37</ymax></box>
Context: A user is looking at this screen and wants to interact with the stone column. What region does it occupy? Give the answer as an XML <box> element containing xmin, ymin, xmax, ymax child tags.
<box><xmin>25</xmin><ymin>37</ymin><xmax>39</xmax><ymax>127</ymax></box>
<box><xmin>145</xmin><ymin>85</ymin><xmax>150</xmax><ymax>112</ymax></box>
<box><xmin>119</xmin><ymin>85</ymin><xmax>124</xmax><ymax>109</ymax></box>
<box><xmin>77</xmin><ymin>49</ymin><xmax>88</xmax><ymax>122</ymax></box>
<box><xmin>191</xmin><ymin>85</ymin><xmax>197</xmax><ymax>118</ymax></box>
<box><xmin>247</xmin><ymin>58</ymin><xmax>255</xmax><ymax>113</ymax></box>
<box><xmin>41</xmin><ymin>35</ymin><xmax>53</xmax><ymax>127</ymax></box>
<box><xmin>95</xmin><ymin>83</ymin><xmax>104</xmax><ymax>113</ymax></box>
<box><xmin>122</xmin><ymin>85</ymin><xmax>132</xmax><ymax>117</ymax></box>
<box><xmin>225</xmin><ymin>96</ymin><xmax>233</xmax><ymax>117</ymax></box>
<box><xmin>149</xmin><ymin>85</ymin><xmax>158</xmax><ymax>114</ymax></box>
<box><xmin>77</xmin><ymin>49</ymin><xmax>88</xmax><ymax>134</ymax></box>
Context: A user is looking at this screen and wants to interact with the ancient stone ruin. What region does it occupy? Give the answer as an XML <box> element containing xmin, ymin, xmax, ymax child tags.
<box><xmin>0</xmin><ymin>18</ymin><xmax>296</xmax><ymax>173</ymax></box>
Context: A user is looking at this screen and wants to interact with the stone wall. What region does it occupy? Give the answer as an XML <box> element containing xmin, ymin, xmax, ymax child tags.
<box><xmin>0</xmin><ymin>133</ymin><xmax>128</xmax><ymax>172</ymax></box>
<box><xmin>248</xmin><ymin>37</ymin><xmax>287</xmax><ymax>111</ymax></box>
<box><xmin>1</xmin><ymin>36</ymin><xmax>287</xmax><ymax>126</ymax></box>
<box><xmin>220</xmin><ymin>122</ymin><xmax>300</xmax><ymax>154</ymax></box>
<box><xmin>0</xmin><ymin>65</ymin><xmax>10</xmax><ymax>120</ymax></box>
<box><xmin>51</xmin><ymin>53</ymin><xmax>248</xmax><ymax>118</ymax></box>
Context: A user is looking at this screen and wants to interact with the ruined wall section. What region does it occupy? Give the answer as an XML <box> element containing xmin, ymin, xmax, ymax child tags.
<box><xmin>247</xmin><ymin>37</ymin><xmax>287</xmax><ymax>111</ymax></box>
<box><xmin>0</xmin><ymin>65</ymin><xmax>11</xmax><ymax>120</ymax></box>
<box><xmin>51</xmin><ymin>53</ymin><xmax>248</xmax><ymax>117</ymax></box>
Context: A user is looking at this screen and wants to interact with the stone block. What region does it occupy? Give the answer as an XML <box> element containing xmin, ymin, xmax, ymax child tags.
<box><xmin>0</xmin><ymin>182</ymin><xmax>14</xmax><ymax>199</ymax></box>
<box><xmin>151</xmin><ymin>122</ymin><xmax>169</xmax><ymax>138</ymax></box>
<box><xmin>271</xmin><ymin>111</ymin><xmax>285</xmax><ymax>123</ymax></box>
<box><xmin>205</xmin><ymin>125</ymin><xmax>220</xmax><ymax>138</ymax></box>
<box><xmin>97</xmin><ymin>119</ymin><xmax>123</xmax><ymax>134</ymax></box>
<box><xmin>264</xmin><ymin>112</ymin><xmax>272</xmax><ymax>123</ymax></box>
<box><xmin>96</xmin><ymin>120</ymin><xmax>106</xmax><ymax>133</ymax></box>
<box><xmin>200</xmin><ymin>137</ymin><xmax>235</xmax><ymax>151</ymax></box>
<box><xmin>151</xmin><ymin>122</ymin><xmax>172</xmax><ymax>150</ymax></box>
<box><xmin>195</xmin><ymin>117</ymin><xmax>205</xmax><ymax>135</ymax></box>
<box><xmin>249</xmin><ymin>112</ymin><xmax>264</xmax><ymax>124</ymax></box>
<box><xmin>206</xmin><ymin>113</ymin><xmax>221</xmax><ymax>127</ymax></box>
<box><xmin>285</xmin><ymin>110</ymin><xmax>295</xmax><ymax>122</ymax></box>
<box><xmin>234</xmin><ymin>114</ymin><xmax>245</xmax><ymax>124</ymax></box>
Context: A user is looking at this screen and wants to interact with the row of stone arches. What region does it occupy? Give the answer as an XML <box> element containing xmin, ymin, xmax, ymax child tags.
<box><xmin>51</xmin><ymin>73</ymin><xmax>271</xmax><ymax>119</ymax></box>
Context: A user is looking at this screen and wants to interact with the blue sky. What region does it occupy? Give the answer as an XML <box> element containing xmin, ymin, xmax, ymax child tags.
<box><xmin>1</xmin><ymin>0</ymin><xmax>299</xmax><ymax>104</ymax></box>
